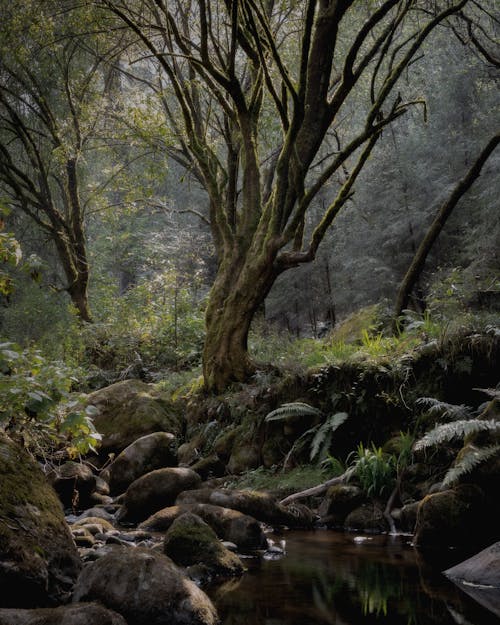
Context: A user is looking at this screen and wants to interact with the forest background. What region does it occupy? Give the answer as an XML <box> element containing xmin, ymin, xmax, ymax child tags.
<box><xmin>0</xmin><ymin>1</ymin><xmax>498</xmax><ymax>450</ymax></box>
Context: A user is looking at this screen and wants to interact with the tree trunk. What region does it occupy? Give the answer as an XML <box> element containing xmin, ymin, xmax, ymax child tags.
<box><xmin>202</xmin><ymin>251</ymin><xmax>277</xmax><ymax>392</ymax></box>
<box><xmin>393</xmin><ymin>133</ymin><xmax>500</xmax><ymax>327</ymax></box>
<box><xmin>67</xmin><ymin>276</ymin><xmax>92</xmax><ymax>323</ymax></box>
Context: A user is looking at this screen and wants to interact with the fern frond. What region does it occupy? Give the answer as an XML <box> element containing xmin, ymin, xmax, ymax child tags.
<box><xmin>473</xmin><ymin>387</ymin><xmax>500</xmax><ymax>400</ymax></box>
<box><xmin>310</xmin><ymin>412</ymin><xmax>348</xmax><ymax>461</ymax></box>
<box><xmin>265</xmin><ymin>402</ymin><xmax>323</xmax><ymax>422</ymax></box>
<box><xmin>442</xmin><ymin>445</ymin><xmax>500</xmax><ymax>488</ymax></box>
<box><xmin>414</xmin><ymin>419</ymin><xmax>500</xmax><ymax>451</ymax></box>
<box><xmin>416</xmin><ymin>397</ymin><xmax>473</xmax><ymax>420</ymax></box>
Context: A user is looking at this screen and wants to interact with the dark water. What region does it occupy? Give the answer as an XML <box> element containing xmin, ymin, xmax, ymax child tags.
<box><xmin>208</xmin><ymin>531</ymin><xmax>499</xmax><ymax>625</ymax></box>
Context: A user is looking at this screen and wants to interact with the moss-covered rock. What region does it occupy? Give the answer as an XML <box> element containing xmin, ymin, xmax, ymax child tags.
<box><xmin>72</xmin><ymin>546</ymin><xmax>218</xmax><ymax>625</ymax></box>
<box><xmin>87</xmin><ymin>379</ymin><xmax>184</xmax><ymax>454</ymax></box>
<box><xmin>164</xmin><ymin>512</ymin><xmax>244</xmax><ymax>579</ymax></box>
<box><xmin>0</xmin><ymin>602</ymin><xmax>127</xmax><ymax>625</ymax></box>
<box><xmin>119</xmin><ymin>467</ymin><xmax>202</xmax><ymax>523</ymax></box>
<box><xmin>207</xmin><ymin>489</ymin><xmax>314</xmax><ymax>528</ymax></box>
<box><xmin>413</xmin><ymin>484</ymin><xmax>489</xmax><ymax>551</ymax></box>
<box><xmin>318</xmin><ymin>484</ymin><xmax>365</xmax><ymax>527</ymax></box>
<box><xmin>102</xmin><ymin>431</ymin><xmax>178</xmax><ymax>495</ymax></box>
<box><xmin>140</xmin><ymin>503</ymin><xmax>268</xmax><ymax>551</ymax></box>
<box><xmin>190</xmin><ymin>455</ymin><xmax>226</xmax><ymax>480</ymax></box>
<box><xmin>344</xmin><ymin>502</ymin><xmax>388</xmax><ymax>533</ymax></box>
<box><xmin>0</xmin><ymin>434</ymin><xmax>81</xmax><ymax>607</ymax></box>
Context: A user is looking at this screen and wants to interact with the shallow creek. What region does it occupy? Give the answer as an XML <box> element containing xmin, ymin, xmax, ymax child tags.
<box><xmin>208</xmin><ymin>530</ymin><xmax>497</xmax><ymax>625</ymax></box>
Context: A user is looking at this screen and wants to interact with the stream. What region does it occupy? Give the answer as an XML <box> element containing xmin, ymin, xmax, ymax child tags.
<box><xmin>208</xmin><ymin>530</ymin><xmax>498</xmax><ymax>625</ymax></box>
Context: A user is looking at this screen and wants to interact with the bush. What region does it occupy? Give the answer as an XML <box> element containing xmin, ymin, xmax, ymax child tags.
<box><xmin>0</xmin><ymin>342</ymin><xmax>100</xmax><ymax>458</ymax></box>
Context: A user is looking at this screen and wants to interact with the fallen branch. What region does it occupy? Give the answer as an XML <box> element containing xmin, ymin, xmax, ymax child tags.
<box><xmin>279</xmin><ymin>468</ymin><xmax>354</xmax><ymax>506</ymax></box>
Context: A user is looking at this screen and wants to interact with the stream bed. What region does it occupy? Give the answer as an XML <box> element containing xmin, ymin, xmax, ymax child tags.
<box><xmin>209</xmin><ymin>530</ymin><xmax>497</xmax><ymax>625</ymax></box>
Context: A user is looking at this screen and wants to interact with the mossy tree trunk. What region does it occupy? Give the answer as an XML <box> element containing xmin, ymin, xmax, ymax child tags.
<box><xmin>107</xmin><ymin>1</ymin><xmax>472</xmax><ymax>392</ymax></box>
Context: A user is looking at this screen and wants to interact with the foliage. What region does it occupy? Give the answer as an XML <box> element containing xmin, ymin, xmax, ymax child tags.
<box><xmin>414</xmin><ymin>392</ymin><xmax>500</xmax><ymax>487</ymax></box>
<box><xmin>349</xmin><ymin>443</ymin><xmax>396</xmax><ymax>498</ymax></box>
<box><xmin>0</xmin><ymin>209</ymin><xmax>22</xmax><ymax>296</ymax></box>
<box><xmin>414</xmin><ymin>419</ymin><xmax>499</xmax><ymax>450</ymax></box>
<box><xmin>0</xmin><ymin>342</ymin><xmax>101</xmax><ymax>458</ymax></box>
<box><xmin>266</xmin><ymin>402</ymin><xmax>349</xmax><ymax>466</ymax></box>
<box><xmin>226</xmin><ymin>465</ymin><xmax>329</xmax><ymax>495</ymax></box>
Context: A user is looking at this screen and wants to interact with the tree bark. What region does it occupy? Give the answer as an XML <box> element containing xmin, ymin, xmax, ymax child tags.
<box><xmin>203</xmin><ymin>248</ymin><xmax>278</xmax><ymax>392</ymax></box>
<box><xmin>393</xmin><ymin>133</ymin><xmax>500</xmax><ymax>326</ymax></box>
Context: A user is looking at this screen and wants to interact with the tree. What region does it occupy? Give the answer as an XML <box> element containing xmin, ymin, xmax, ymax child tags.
<box><xmin>102</xmin><ymin>0</ymin><xmax>476</xmax><ymax>391</ymax></box>
<box><xmin>0</xmin><ymin>1</ymin><xmax>128</xmax><ymax>321</ymax></box>
<box><xmin>393</xmin><ymin>132</ymin><xmax>500</xmax><ymax>324</ymax></box>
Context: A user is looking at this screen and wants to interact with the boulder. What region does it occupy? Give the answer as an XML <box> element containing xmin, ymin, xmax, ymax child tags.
<box><xmin>0</xmin><ymin>603</ymin><xmax>127</xmax><ymax>625</ymax></box>
<box><xmin>177</xmin><ymin>488</ymin><xmax>314</xmax><ymax>528</ymax></box>
<box><xmin>444</xmin><ymin>541</ymin><xmax>500</xmax><ymax>588</ymax></box>
<box><xmin>0</xmin><ymin>434</ymin><xmax>81</xmax><ymax>608</ymax></box>
<box><xmin>444</xmin><ymin>542</ymin><xmax>500</xmax><ymax>618</ymax></box>
<box><xmin>119</xmin><ymin>467</ymin><xmax>202</xmax><ymax>523</ymax></box>
<box><xmin>140</xmin><ymin>503</ymin><xmax>268</xmax><ymax>551</ymax></box>
<box><xmin>318</xmin><ymin>484</ymin><xmax>365</xmax><ymax>526</ymax></box>
<box><xmin>164</xmin><ymin>513</ymin><xmax>244</xmax><ymax>579</ymax></box>
<box><xmin>344</xmin><ymin>502</ymin><xmax>388</xmax><ymax>533</ymax></box>
<box><xmin>189</xmin><ymin>455</ymin><xmax>226</xmax><ymax>480</ymax></box>
<box><xmin>72</xmin><ymin>547</ymin><xmax>218</xmax><ymax>625</ymax></box>
<box><xmin>102</xmin><ymin>432</ymin><xmax>178</xmax><ymax>495</ymax></box>
<box><xmin>413</xmin><ymin>484</ymin><xmax>488</xmax><ymax>550</ymax></box>
<box><xmin>47</xmin><ymin>462</ymin><xmax>96</xmax><ymax>510</ymax></box>
<box><xmin>87</xmin><ymin>379</ymin><xmax>183</xmax><ymax>453</ymax></box>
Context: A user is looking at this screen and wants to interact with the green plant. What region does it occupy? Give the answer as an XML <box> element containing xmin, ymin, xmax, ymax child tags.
<box><xmin>265</xmin><ymin>402</ymin><xmax>349</xmax><ymax>466</ymax></box>
<box><xmin>0</xmin><ymin>342</ymin><xmax>101</xmax><ymax>458</ymax></box>
<box><xmin>349</xmin><ymin>442</ymin><xmax>396</xmax><ymax>498</ymax></box>
<box><xmin>414</xmin><ymin>391</ymin><xmax>500</xmax><ymax>488</ymax></box>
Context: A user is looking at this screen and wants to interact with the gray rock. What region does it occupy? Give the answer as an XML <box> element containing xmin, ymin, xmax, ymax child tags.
<box><xmin>119</xmin><ymin>467</ymin><xmax>202</xmax><ymax>523</ymax></box>
<box><xmin>0</xmin><ymin>602</ymin><xmax>127</xmax><ymax>624</ymax></box>
<box><xmin>444</xmin><ymin>542</ymin><xmax>500</xmax><ymax>618</ymax></box>
<box><xmin>47</xmin><ymin>462</ymin><xmax>96</xmax><ymax>510</ymax></box>
<box><xmin>102</xmin><ymin>432</ymin><xmax>178</xmax><ymax>495</ymax></box>
<box><xmin>72</xmin><ymin>546</ymin><xmax>218</xmax><ymax>625</ymax></box>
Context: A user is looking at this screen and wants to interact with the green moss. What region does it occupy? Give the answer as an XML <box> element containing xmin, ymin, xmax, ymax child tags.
<box><xmin>164</xmin><ymin>513</ymin><xmax>243</xmax><ymax>574</ymax></box>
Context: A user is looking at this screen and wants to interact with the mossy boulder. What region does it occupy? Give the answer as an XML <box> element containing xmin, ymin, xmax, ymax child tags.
<box><xmin>140</xmin><ymin>503</ymin><xmax>268</xmax><ymax>552</ymax></box>
<box><xmin>227</xmin><ymin>443</ymin><xmax>260</xmax><ymax>474</ymax></box>
<box><xmin>189</xmin><ymin>455</ymin><xmax>226</xmax><ymax>480</ymax></box>
<box><xmin>72</xmin><ymin>547</ymin><xmax>218</xmax><ymax>625</ymax></box>
<box><xmin>87</xmin><ymin>379</ymin><xmax>183</xmax><ymax>454</ymax></box>
<box><xmin>164</xmin><ymin>513</ymin><xmax>244</xmax><ymax>579</ymax></box>
<box><xmin>344</xmin><ymin>502</ymin><xmax>388</xmax><ymax>533</ymax></box>
<box><xmin>119</xmin><ymin>467</ymin><xmax>202</xmax><ymax>523</ymax></box>
<box><xmin>318</xmin><ymin>484</ymin><xmax>365</xmax><ymax>527</ymax></box>
<box><xmin>102</xmin><ymin>432</ymin><xmax>178</xmax><ymax>495</ymax></box>
<box><xmin>413</xmin><ymin>484</ymin><xmax>490</xmax><ymax>551</ymax></box>
<box><xmin>0</xmin><ymin>434</ymin><xmax>81</xmax><ymax>607</ymax></box>
<box><xmin>206</xmin><ymin>489</ymin><xmax>314</xmax><ymax>528</ymax></box>
<box><xmin>0</xmin><ymin>603</ymin><xmax>127</xmax><ymax>625</ymax></box>
<box><xmin>47</xmin><ymin>461</ymin><xmax>96</xmax><ymax>510</ymax></box>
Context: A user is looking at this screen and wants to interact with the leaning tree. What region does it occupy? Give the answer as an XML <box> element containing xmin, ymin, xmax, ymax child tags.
<box><xmin>102</xmin><ymin>0</ymin><xmax>479</xmax><ymax>391</ymax></box>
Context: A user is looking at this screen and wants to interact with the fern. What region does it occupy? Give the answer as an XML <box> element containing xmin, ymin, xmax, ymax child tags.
<box><xmin>416</xmin><ymin>397</ymin><xmax>473</xmax><ymax>421</ymax></box>
<box><xmin>265</xmin><ymin>402</ymin><xmax>323</xmax><ymax>422</ymax></box>
<box><xmin>414</xmin><ymin>419</ymin><xmax>500</xmax><ymax>452</ymax></box>
<box><xmin>310</xmin><ymin>412</ymin><xmax>349</xmax><ymax>461</ymax></box>
<box><xmin>442</xmin><ymin>445</ymin><xmax>500</xmax><ymax>488</ymax></box>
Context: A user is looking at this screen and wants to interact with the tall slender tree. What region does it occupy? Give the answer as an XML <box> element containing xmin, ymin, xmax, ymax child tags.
<box><xmin>102</xmin><ymin>0</ymin><xmax>476</xmax><ymax>391</ymax></box>
<box><xmin>0</xmin><ymin>1</ymin><xmax>128</xmax><ymax>321</ymax></box>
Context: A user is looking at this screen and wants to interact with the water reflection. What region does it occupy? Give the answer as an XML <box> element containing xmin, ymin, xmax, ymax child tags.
<box><xmin>209</xmin><ymin>531</ymin><xmax>498</xmax><ymax>625</ymax></box>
